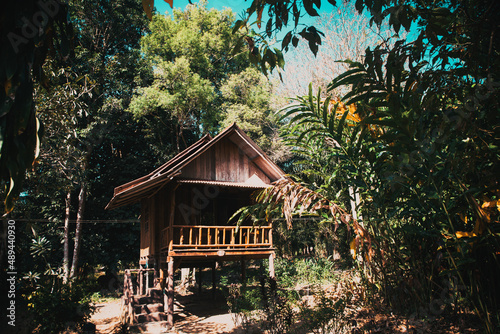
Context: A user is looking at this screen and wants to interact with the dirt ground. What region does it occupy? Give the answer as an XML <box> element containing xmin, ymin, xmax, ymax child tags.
<box><xmin>89</xmin><ymin>288</ymin><xmax>486</xmax><ymax>334</ymax></box>
<box><xmin>90</xmin><ymin>299</ymin><xmax>124</xmax><ymax>334</ymax></box>
<box><xmin>90</xmin><ymin>290</ymin><xmax>240</xmax><ymax>334</ymax></box>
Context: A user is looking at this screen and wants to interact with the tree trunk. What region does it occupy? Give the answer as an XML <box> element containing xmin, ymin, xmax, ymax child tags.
<box><xmin>63</xmin><ymin>191</ymin><xmax>71</xmax><ymax>283</ymax></box>
<box><xmin>69</xmin><ymin>183</ymin><xmax>86</xmax><ymax>279</ymax></box>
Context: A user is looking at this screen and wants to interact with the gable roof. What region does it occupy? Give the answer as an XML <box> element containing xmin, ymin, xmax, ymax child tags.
<box><xmin>106</xmin><ymin>123</ymin><xmax>285</xmax><ymax>210</ymax></box>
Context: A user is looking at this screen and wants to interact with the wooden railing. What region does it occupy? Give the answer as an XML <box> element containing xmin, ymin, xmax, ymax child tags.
<box><xmin>122</xmin><ymin>268</ymin><xmax>156</xmax><ymax>324</ymax></box>
<box><xmin>161</xmin><ymin>225</ymin><xmax>272</xmax><ymax>251</ymax></box>
<box><xmin>123</xmin><ymin>268</ymin><xmax>157</xmax><ymax>296</ymax></box>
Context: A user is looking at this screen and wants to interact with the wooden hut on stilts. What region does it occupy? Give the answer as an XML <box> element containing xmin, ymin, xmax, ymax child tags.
<box><xmin>106</xmin><ymin>123</ymin><xmax>285</xmax><ymax>328</ymax></box>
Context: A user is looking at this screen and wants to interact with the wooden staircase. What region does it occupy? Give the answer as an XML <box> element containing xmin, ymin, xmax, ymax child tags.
<box><xmin>122</xmin><ymin>269</ymin><xmax>169</xmax><ymax>331</ymax></box>
<box><xmin>131</xmin><ymin>288</ymin><xmax>165</xmax><ymax>323</ymax></box>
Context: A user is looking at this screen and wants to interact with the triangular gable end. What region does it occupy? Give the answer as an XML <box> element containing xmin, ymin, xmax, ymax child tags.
<box><xmin>179</xmin><ymin>131</ymin><xmax>278</xmax><ymax>184</ymax></box>
<box><xmin>106</xmin><ymin>123</ymin><xmax>285</xmax><ymax>210</ymax></box>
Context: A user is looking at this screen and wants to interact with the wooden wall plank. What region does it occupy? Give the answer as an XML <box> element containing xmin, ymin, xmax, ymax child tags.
<box><xmin>150</xmin><ymin>196</ymin><xmax>156</xmax><ymax>256</ymax></box>
<box><xmin>249</xmin><ymin>160</ymin><xmax>271</xmax><ymax>184</ymax></box>
<box><xmin>172</xmin><ymin>136</ymin><xmax>274</xmax><ymax>183</ymax></box>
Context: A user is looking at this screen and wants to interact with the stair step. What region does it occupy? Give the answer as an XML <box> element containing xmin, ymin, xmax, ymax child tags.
<box><xmin>148</xmin><ymin>288</ymin><xmax>163</xmax><ymax>301</ymax></box>
<box><xmin>134</xmin><ymin>303</ymin><xmax>164</xmax><ymax>314</ymax></box>
<box><xmin>135</xmin><ymin>311</ymin><xmax>166</xmax><ymax>323</ymax></box>
<box><xmin>128</xmin><ymin>321</ymin><xmax>169</xmax><ymax>333</ymax></box>
<box><xmin>133</xmin><ymin>295</ymin><xmax>159</xmax><ymax>304</ymax></box>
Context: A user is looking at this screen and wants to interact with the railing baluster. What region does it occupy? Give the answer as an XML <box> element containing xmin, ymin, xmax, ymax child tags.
<box><xmin>268</xmin><ymin>225</ymin><xmax>272</xmax><ymax>246</ymax></box>
<box><xmin>199</xmin><ymin>227</ymin><xmax>202</xmax><ymax>246</ymax></box>
<box><xmin>168</xmin><ymin>225</ymin><xmax>273</xmax><ymax>249</ymax></box>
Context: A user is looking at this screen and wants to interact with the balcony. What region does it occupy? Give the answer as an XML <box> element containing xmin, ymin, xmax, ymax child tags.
<box><xmin>160</xmin><ymin>224</ymin><xmax>273</xmax><ymax>260</ymax></box>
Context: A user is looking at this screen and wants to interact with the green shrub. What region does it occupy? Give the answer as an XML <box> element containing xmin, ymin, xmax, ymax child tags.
<box><xmin>25</xmin><ymin>280</ymin><xmax>95</xmax><ymax>334</ymax></box>
<box><xmin>275</xmin><ymin>256</ymin><xmax>338</xmax><ymax>288</ymax></box>
<box><xmin>299</xmin><ymin>293</ymin><xmax>351</xmax><ymax>334</ymax></box>
<box><xmin>260</xmin><ymin>276</ymin><xmax>295</xmax><ymax>334</ymax></box>
<box><xmin>227</xmin><ymin>283</ymin><xmax>262</xmax><ymax>332</ymax></box>
<box><xmin>274</xmin><ymin>258</ymin><xmax>298</xmax><ymax>288</ymax></box>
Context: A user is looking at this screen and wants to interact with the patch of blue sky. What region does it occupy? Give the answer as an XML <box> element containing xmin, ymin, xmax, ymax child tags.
<box><xmin>155</xmin><ymin>0</ymin><xmax>419</xmax><ymax>47</ymax></box>
<box><xmin>155</xmin><ymin>0</ymin><xmax>249</xmax><ymax>18</ymax></box>
<box><xmin>155</xmin><ymin>0</ymin><xmax>337</xmax><ymax>39</ymax></box>
<box><xmin>153</xmin><ymin>0</ymin><xmax>424</xmax><ymax>96</ymax></box>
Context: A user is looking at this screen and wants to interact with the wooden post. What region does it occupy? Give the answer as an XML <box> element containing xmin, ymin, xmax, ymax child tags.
<box><xmin>139</xmin><ymin>268</ymin><xmax>144</xmax><ymax>295</ymax></box>
<box><xmin>198</xmin><ymin>267</ymin><xmax>202</xmax><ymax>294</ymax></box>
<box><xmin>240</xmin><ymin>258</ymin><xmax>246</xmax><ymax>283</ymax></box>
<box><xmin>124</xmin><ymin>269</ymin><xmax>134</xmax><ymax>324</ymax></box>
<box><xmin>167</xmin><ymin>259</ymin><xmax>174</xmax><ymax>329</ymax></box>
<box><xmin>159</xmin><ymin>264</ymin><xmax>166</xmax><ymax>290</ymax></box>
<box><xmin>269</xmin><ymin>253</ymin><xmax>275</xmax><ymax>278</ymax></box>
<box><xmin>198</xmin><ymin>227</ymin><xmax>202</xmax><ymax>247</ymax></box>
<box><xmin>154</xmin><ymin>266</ymin><xmax>159</xmax><ymax>287</ymax></box>
<box><xmin>212</xmin><ymin>261</ymin><xmax>216</xmax><ymax>298</ymax></box>
<box><xmin>268</xmin><ymin>224</ymin><xmax>273</xmax><ymax>246</ymax></box>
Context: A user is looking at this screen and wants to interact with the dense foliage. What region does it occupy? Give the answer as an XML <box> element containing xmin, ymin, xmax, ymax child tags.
<box><xmin>2</xmin><ymin>0</ymin><xmax>498</xmax><ymax>332</ymax></box>
<box><xmin>0</xmin><ymin>1</ymin><xmax>72</xmax><ymax>213</ymax></box>
<box><xmin>5</xmin><ymin>1</ymin><xmax>151</xmax><ymax>332</ymax></box>
<box><xmin>246</xmin><ymin>0</ymin><xmax>499</xmax><ymax>331</ymax></box>
<box><xmin>129</xmin><ymin>2</ymin><xmax>284</xmax><ymax>159</ymax></box>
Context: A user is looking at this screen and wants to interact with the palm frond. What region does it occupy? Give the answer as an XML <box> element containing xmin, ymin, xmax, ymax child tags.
<box><xmin>256</xmin><ymin>177</ymin><xmax>373</xmax><ymax>261</ymax></box>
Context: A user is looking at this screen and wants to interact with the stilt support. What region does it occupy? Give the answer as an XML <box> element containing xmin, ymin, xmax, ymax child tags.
<box><xmin>166</xmin><ymin>259</ymin><xmax>174</xmax><ymax>329</ymax></box>
<box><xmin>198</xmin><ymin>267</ymin><xmax>202</xmax><ymax>294</ymax></box>
<box><xmin>269</xmin><ymin>253</ymin><xmax>275</xmax><ymax>278</ymax></box>
<box><xmin>212</xmin><ymin>261</ymin><xmax>216</xmax><ymax>298</ymax></box>
<box><xmin>240</xmin><ymin>258</ymin><xmax>246</xmax><ymax>283</ymax></box>
<box><xmin>159</xmin><ymin>264</ymin><xmax>166</xmax><ymax>290</ymax></box>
